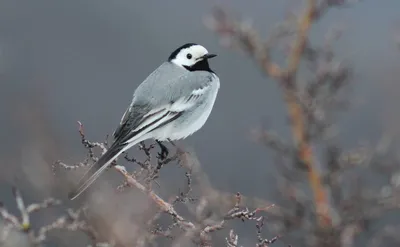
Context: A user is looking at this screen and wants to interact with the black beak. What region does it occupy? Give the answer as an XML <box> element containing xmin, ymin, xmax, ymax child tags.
<box><xmin>202</xmin><ymin>53</ymin><xmax>217</xmax><ymax>60</ymax></box>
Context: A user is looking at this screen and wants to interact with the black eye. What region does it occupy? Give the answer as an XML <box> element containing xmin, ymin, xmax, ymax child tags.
<box><xmin>186</xmin><ymin>53</ymin><xmax>192</xmax><ymax>59</ymax></box>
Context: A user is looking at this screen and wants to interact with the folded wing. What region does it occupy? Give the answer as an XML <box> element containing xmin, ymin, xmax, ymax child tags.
<box><xmin>69</xmin><ymin>83</ymin><xmax>211</xmax><ymax>200</ymax></box>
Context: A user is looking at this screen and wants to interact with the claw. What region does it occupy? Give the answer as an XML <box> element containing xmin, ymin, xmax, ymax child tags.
<box><xmin>156</xmin><ymin>140</ymin><xmax>169</xmax><ymax>160</ymax></box>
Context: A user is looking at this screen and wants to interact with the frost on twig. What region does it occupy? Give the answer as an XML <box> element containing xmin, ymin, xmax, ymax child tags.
<box><xmin>197</xmin><ymin>193</ymin><xmax>278</xmax><ymax>247</ymax></box>
<box><xmin>0</xmin><ymin>187</ymin><xmax>60</xmax><ymax>234</ymax></box>
<box><xmin>0</xmin><ymin>187</ymin><xmax>98</xmax><ymax>246</ymax></box>
<box><xmin>226</xmin><ymin>229</ymin><xmax>239</xmax><ymax>247</ymax></box>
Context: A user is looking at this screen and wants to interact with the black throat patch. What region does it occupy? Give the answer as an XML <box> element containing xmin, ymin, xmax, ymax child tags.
<box><xmin>183</xmin><ymin>59</ymin><xmax>214</xmax><ymax>73</ymax></box>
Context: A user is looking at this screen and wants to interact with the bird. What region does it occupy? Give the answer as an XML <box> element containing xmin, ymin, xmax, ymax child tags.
<box><xmin>68</xmin><ymin>43</ymin><xmax>220</xmax><ymax>200</ymax></box>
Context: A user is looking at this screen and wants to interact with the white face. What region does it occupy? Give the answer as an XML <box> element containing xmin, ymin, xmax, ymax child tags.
<box><xmin>170</xmin><ymin>45</ymin><xmax>210</xmax><ymax>68</ymax></box>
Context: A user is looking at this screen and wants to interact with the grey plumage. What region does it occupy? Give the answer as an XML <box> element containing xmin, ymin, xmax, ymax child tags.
<box><xmin>69</xmin><ymin>44</ymin><xmax>220</xmax><ymax>200</ymax></box>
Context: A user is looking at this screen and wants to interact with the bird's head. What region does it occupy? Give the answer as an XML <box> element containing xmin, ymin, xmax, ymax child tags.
<box><xmin>168</xmin><ymin>43</ymin><xmax>217</xmax><ymax>72</ymax></box>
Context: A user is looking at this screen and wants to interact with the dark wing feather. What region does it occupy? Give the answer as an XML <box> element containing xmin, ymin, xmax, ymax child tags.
<box><xmin>69</xmin><ymin>103</ymin><xmax>153</xmax><ymax>200</ymax></box>
<box><xmin>112</xmin><ymin>103</ymin><xmax>151</xmax><ymax>143</ymax></box>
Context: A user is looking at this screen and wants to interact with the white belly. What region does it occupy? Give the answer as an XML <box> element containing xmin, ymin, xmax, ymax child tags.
<box><xmin>153</xmin><ymin>78</ymin><xmax>220</xmax><ymax>141</ymax></box>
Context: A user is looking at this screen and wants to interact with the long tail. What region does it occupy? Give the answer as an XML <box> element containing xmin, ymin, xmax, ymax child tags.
<box><xmin>68</xmin><ymin>108</ymin><xmax>182</xmax><ymax>200</ymax></box>
<box><xmin>68</xmin><ymin>142</ymin><xmax>129</xmax><ymax>200</ymax></box>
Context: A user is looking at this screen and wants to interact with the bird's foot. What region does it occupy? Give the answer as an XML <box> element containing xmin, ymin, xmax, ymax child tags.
<box><xmin>156</xmin><ymin>140</ymin><xmax>169</xmax><ymax>160</ymax></box>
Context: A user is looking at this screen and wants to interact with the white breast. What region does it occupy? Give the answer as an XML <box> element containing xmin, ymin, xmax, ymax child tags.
<box><xmin>154</xmin><ymin>75</ymin><xmax>220</xmax><ymax>141</ymax></box>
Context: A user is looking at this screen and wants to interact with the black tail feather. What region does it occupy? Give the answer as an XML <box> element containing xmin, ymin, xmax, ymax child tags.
<box><xmin>68</xmin><ymin>143</ymin><xmax>125</xmax><ymax>200</ymax></box>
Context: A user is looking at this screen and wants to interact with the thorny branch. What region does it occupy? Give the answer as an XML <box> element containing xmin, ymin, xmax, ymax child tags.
<box><xmin>198</xmin><ymin>193</ymin><xmax>278</xmax><ymax>247</ymax></box>
<box><xmin>52</xmin><ymin>122</ymin><xmax>278</xmax><ymax>246</ymax></box>
<box><xmin>61</xmin><ymin>122</ymin><xmax>196</xmax><ymax>231</ymax></box>
<box><xmin>0</xmin><ymin>118</ymin><xmax>277</xmax><ymax>246</ymax></box>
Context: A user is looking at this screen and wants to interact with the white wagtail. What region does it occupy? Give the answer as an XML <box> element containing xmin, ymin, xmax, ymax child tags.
<box><xmin>69</xmin><ymin>43</ymin><xmax>220</xmax><ymax>200</ymax></box>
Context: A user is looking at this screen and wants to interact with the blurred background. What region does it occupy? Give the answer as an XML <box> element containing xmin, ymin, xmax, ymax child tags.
<box><xmin>0</xmin><ymin>0</ymin><xmax>400</xmax><ymax>246</ymax></box>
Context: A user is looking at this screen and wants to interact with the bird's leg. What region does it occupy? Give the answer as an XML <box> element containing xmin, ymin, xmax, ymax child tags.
<box><xmin>156</xmin><ymin>140</ymin><xmax>169</xmax><ymax>160</ymax></box>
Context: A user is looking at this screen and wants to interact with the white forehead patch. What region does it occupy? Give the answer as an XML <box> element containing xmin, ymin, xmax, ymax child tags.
<box><xmin>171</xmin><ymin>45</ymin><xmax>209</xmax><ymax>68</ymax></box>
